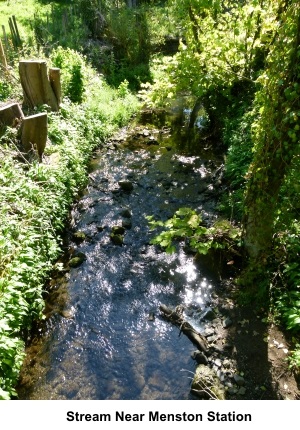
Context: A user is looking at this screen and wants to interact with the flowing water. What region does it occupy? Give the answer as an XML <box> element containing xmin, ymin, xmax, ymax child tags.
<box><xmin>17</xmin><ymin>105</ymin><xmax>224</xmax><ymax>400</ymax></box>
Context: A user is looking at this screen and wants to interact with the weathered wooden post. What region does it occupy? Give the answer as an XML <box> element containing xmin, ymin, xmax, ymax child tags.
<box><xmin>0</xmin><ymin>102</ymin><xmax>48</xmax><ymax>159</ymax></box>
<box><xmin>19</xmin><ymin>60</ymin><xmax>60</xmax><ymax>111</ymax></box>
<box><xmin>21</xmin><ymin>112</ymin><xmax>48</xmax><ymax>158</ymax></box>
<box><xmin>0</xmin><ymin>102</ymin><xmax>24</xmax><ymax>128</ymax></box>
<box><xmin>0</xmin><ymin>39</ymin><xmax>8</xmax><ymax>71</ymax></box>
<box><xmin>49</xmin><ymin>67</ymin><xmax>61</xmax><ymax>106</ymax></box>
<box><xmin>2</xmin><ymin>25</ymin><xmax>9</xmax><ymax>53</ymax></box>
<box><xmin>8</xmin><ymin>16</ymin><xmax>22</xmax><ymax>49</ymax></box>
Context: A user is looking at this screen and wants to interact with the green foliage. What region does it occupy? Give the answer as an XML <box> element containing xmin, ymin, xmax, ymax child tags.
<box><xmin>288</xmin><ymin>344</ymin><xmax>300</xmax><ymax>372</ymax></box>
<box><xmin>49</xmin><ymin>47</ymin><xmax>86</xmax><ymax>101</ymax></box>
<box><xmin>276</xmin><ymin>290</ymin><xmax>300</xmax><ymax>331</ymax></box>
<box><xmin>219</xmin><ymin>106</ymin><xmax>254</xmax><ymax>220</ymax></box>
<box><xmin>106</xmin><ymin>7</ymin><xmax>149</xmax><ymax>63</ymax></box>
<box><xmin>146</xmin><ymin>0</ymin><xmax>275</xmax><ymax>106</ymax></box>
<box><xmin>0</xmin><ymin>0</ymin><xmax>36</xmax><ymax>42</ymax></box>
<box><xmin>242</xmin><ymin>0</ymin><xmax>300</xmax><ymax>265</ymax></box>
<box><xmin>147</xmin><ymin>207</ymin><xmax>240</xmax><ymax>255</ymax></box>
<box><xmin>66</xmin><ymin>64</ymin><xmax>84</xmax><ymax>103</ymax></box>
<box><xmin>0</xmin><ymin>80</ymin><xmax>12</xmax><ymax>102</ymax></box>
<box><xmin>30</xmin><ymin>3</ymin><xmax>89</xmax><ymax>52</ymax></box>
<box><xmin>0</xmin><ymin>150</ymin><xmax>66</xmax><ymax>398</ymax></box>
<box><xmin>117</xmin><ymin>79</ymin><xmax>130</xmax><ymax>99</ymax></box>
<box><xmin>272</xmin><ymin>223</ymin><xmax>300</xmax><ymax>334</ymax></box>
<box><xmin>138</xmin><ymin>55</ymin><xmax>177</xmax><ymax>107</ymax></box>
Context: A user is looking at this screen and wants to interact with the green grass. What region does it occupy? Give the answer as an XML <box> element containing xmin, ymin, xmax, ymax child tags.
<box><xmin>0</xmin><ymin>0</ymin><xmax>39</xmax><ymax>40</ymax></box>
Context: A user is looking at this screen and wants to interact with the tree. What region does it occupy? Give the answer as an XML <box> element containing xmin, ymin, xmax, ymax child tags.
<box><xmin>242</xmin><ymin>0</ymin><xmax>300</xmax><ymax>267</ymax></box>
<box><xmin>150</xmin><ymin>1</ymin><xmax>299</xmax><ymax>287</ymax></box>
<box><xmin>167</xmin><ymin>0</ymin><xmax>276</xmax><ymax>136</ymax></box>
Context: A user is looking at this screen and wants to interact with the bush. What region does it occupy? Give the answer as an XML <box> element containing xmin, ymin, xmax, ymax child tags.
<box><xmin>50</xmin><ymin>47</ymin><xmax>86</xmax><ymax>101</ymax></box>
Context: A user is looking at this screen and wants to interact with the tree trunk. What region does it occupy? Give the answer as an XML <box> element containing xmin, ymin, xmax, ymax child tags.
<box><xmin>243</xmin><ymin>157</ymin><xmax>286</xmax><ymax>261</ymax></box>
<box><xmin>21</xmin><ymin>113</ymin><xmax>48</xmax><ymax>158</ymax></box>
<box><xmin>242</xmin><ymin>6</ymin><xmax>300</xmax><ymax>266</ymax></box>
<box><xmin>19</xmin><ymin>60</ymin><xmax>60</xmax><ymax>111</ymax></box>
<box><xmin>188</xmin><ymin>97</ymin><xmax>202</xmax><ymax>128</ymax></box>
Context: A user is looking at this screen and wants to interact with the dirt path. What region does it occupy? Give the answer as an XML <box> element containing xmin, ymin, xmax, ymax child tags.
<box><xmin>205</xmin><ymin>280</ymin><xmax>300</xmax><ymax>400</ymax></box>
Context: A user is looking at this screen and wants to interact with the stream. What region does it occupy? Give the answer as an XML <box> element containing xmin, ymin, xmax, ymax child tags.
<box><xmin>17</xmin><ymin>103</ymin><xmax>225</xmax><ymax>400</ymax></box>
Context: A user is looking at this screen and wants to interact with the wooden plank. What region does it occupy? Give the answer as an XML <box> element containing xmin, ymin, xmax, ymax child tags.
<box><xmin>0</xmin><ymin>102</ymin><xmax>24</xmax><ymax>128</ymax></box>
<box><xmin>49</xmin><ymin>67</ymin><xmax>61</xmax><ymax>106</ymax></box>
<box><xmin>21</xmin><ymin>112</ymin><xmax>48</xmax><ymax>158</ymax></box>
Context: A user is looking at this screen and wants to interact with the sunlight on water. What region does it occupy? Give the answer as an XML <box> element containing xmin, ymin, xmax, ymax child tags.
<box><xmin>194</xmin><ymin>164</ymin><xmax>209</xmax><ymax>178</ymax></box>
<box><xmin>175</xmin><ymin>154</ymin><xmax>198</xmax><ymax>164</ymax></box>
<box><xmin>17</xmin><ymin>107</ymin><xmax>223</xmax><ymax>400</ymax></box>
<box><xmin>175</xmin><ymin>259</ymin><xmax>198</xmax><ymax>282</ymax></box>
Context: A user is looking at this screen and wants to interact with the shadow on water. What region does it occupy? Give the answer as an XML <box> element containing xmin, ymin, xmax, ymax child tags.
<box><xmin>17</xmin><ymin>101</ymin><xmax>227</xmax><ymax>400</ymax></box>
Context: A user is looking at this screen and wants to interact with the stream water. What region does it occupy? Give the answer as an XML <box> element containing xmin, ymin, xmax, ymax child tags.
<box><xmin>17</xmin><ymin>104</ymin><xmax>224</xmax><ymax>400</ymax></box>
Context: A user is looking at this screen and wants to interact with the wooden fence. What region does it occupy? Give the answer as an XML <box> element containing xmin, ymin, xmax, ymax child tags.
<box><xmin>0</xmin><ymin>15</ymin><xmax>22</xmax><ymax>69</ymax></box>
<box><xmin>0</xmin><ymin>60</ymin><xmax>61</xmax><ymax>160</ymax></box>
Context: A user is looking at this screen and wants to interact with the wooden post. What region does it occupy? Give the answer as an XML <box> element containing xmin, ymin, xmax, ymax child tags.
<box><xmin>8</xmin><ymin>17</ymin><xmax>18</xmax><ymax>49</ymax></box>
<box><xmin>21</xmin><ymin>112</ymin><xmax>47</xmax><ymax>158</ymax></box>
<box><xmin>0</xmin><ymin>102</ymin><xmax>24</xmax><ymax>128</ymax></box>
<box><xmin>12</xmin><ymin>16</ymin><xmax>22</xmax><ymax>47</ymax></box>
<box><xmin>7</xmin><ymin>16</ymin><xmax>22</xmax><ymax>49</ymax></box>
<box><xmin>49</xmin><ymin>67</ymin><xmax>61</xmax><ymax>106</ymax></box>
<box><xmin>19</xmin><ymin>60</ymin><xmax>60</xmax><ymax>111</ymax></box>
<box><xmin>0</xmin><ymin>39</ymin><xmax>8</xmax><ymax>70</ymax></box>
<box><xmin>2</xmin><ymin>25</ymin><xmax>9</xmax><ymax>53</ymax></box>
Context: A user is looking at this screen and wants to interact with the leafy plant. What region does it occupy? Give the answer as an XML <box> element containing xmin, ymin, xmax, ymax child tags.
<box><xmin>147</xmin><ymin>207</ymin><xmax>240</xmax><ymax>255</ymax></box>
<box><xmin>288</xmin><ymin>344</ymin><xmax>300</xmax><ymax>372</ymax></box>
<box><xmin>117</xmin><ymin>79</ymin><xmax>130</xmax><ymax>99</ymax></box>
<box><xmin>0</xmin><ymin>80</ymin><xmax>12</xmax><ymax>101</ymax></box>
<box><xmin>50</xmin><ymin>47</ymin><xmax>86</xmax><ymax>100</ymax></box>
<box><xmin>67</xmin><ymin>64</ymin><xmax>84</xmax><ymax>103</ymax></box>
<box><xmin>275</xmin><ymin>290</ymin><xmax>300</xmax><ymax>332</ymax></box>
